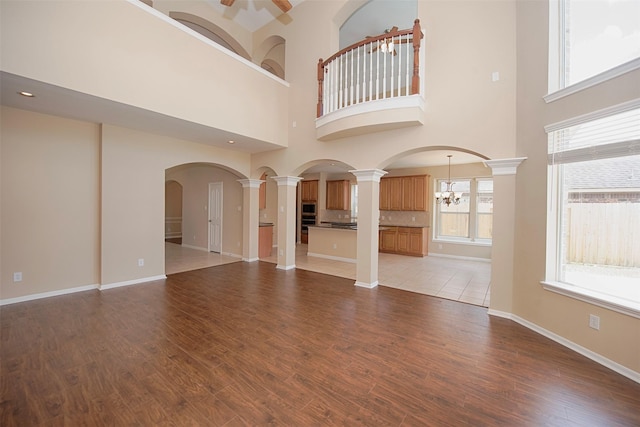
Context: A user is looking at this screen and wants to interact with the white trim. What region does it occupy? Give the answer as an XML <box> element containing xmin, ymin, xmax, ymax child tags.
<box><xmin>483</xmin><ymin>157</ymin><xmax>527</xmax><ymax>176</ymax></box>
<box><xmin>237</xmin><ymin>179</ymin><xmax>263</xmax><ymax>189</ymax></box>
<box><xmin>271</xmin><ymin>176</ymin><xmax>303</xmax><ymax>187</ymax></box>
<box><xmin>165</xmin><ymin>232</ymin><xmax>182</xmax><ymax>238</ymax></box>
<box><xmin>221</xmin><ymin>251</ymin><xmax>243</xmax><ymax>259</ymax></box>
<box><xmin>544</xmin><ymin>98</ymin><xmax>640</xmax><ymax>133</ymax></box>
<box><xmin>242</xmin><ymin>257</ymin><xmax>260</xmax><ymax>262</ymax></box>
<box><xmin>541</xmin><ymin>281</ymin><xmax>640</xmax><ymax>319</ymax></box>
<box><xmin>488</xmin><ymin>310</ymin><xmax>640</xmax><ymax>384</ymax></box>
<box><xmin>315</xmin><ymin>94</ymin><xmax>425</xmax><ymax>128</ymax></box>
<box><xmin>544</xmin><ymin>57</ymin><xmax>640</xmax><ymax>103</ymax></box>
<box><xmin>276</xmin><ymin>264</ymin><xmax>296</xmax><ymax>270</ymax></box>
<box><xmin>427</xmin><ymin>252</ymin><xmax>491</xmax><ymax>263</ymax></box>
<box><xmin>100</xmin><ymin>275</ymin><xmax>166</xmax><ymax>291</ymax></box>
<box><xmin>0</xmin><ymin>283</ymin><xmax>99</xmax><ymax>306</ymax></box>
<box><xmin>355</xmin><ymin>280</ymin><xmax>379</xmax><ymax>289</ymax></box>
<box><xmin>307</xmin><ymin>252</ymin><xmax>357</xmax><ymax>263</ymax></box>
<box><xmin>431</xmin><ymin>238</ymin><xmax>492</xmax><ymax>248</ymax></box>
<box><xmin>349</xmin><ymin>169</ymin><xmax>388</xmax><ymax>182</ymax></box>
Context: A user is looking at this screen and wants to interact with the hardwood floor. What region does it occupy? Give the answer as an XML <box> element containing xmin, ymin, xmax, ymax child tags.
<box><xmin>2</xmin><ymin>262</ymin><xmax>639</xmax><ymax>426</ymax></box>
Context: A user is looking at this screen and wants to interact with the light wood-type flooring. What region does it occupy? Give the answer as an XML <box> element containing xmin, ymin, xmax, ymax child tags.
<box><xmin>167</xmin><ymin>242</ymin><xmax>492</xmax><ymax>307</ymax></box>
<box><xmin>2</xmin><ymin>262</ymin><xmax>639</xmax><ymax>426</ymax></box>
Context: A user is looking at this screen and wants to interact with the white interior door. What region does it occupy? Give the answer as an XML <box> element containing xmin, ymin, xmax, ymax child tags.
<box><xmin>208</xmin><ymin>182</ymin><xmax>223</xmax><ymax>253</ymax></box>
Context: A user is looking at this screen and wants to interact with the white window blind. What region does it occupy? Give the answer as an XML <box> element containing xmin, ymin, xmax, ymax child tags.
<box><xmin>548</xmin><ymin>107</ymin><xmax>640</xmax><ymax>165</ymax></box>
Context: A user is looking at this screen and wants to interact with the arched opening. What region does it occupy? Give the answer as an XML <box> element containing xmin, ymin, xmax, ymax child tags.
<box><xmin>164</xmin><ymin>162</ymin><xmax>246</xmax><ymax>275</ymax></box>
<box><xmin>165</xmin><ymin>180</ymin><xmax>183</xmax><ymax>244</ymax></box>
<box><xmin>255</xmin><ymin>35</ymin><xmax>286</xmax><ymax>79</ymax></box>
<box><xmin>169</xmin><ymin>12</ymin><xmax>252</xmax><ymax>60</ymax></box>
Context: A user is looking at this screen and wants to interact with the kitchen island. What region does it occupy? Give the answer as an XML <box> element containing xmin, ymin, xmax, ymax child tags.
<box><xmin>307</xmin><ymin>223</ymin><xmax>357</xmax><ymax>262</ymax></box>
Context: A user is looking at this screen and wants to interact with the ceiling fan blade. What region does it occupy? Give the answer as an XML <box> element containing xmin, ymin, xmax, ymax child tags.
<box><xmin>220</xmin><ymin>0</ymin><xmax>235</xmax><ymax>6</ymax></box>
<box><xmin>272</xmin><ymin>0</ymin><xmax>292</xmax><ymax>13</ymax></box>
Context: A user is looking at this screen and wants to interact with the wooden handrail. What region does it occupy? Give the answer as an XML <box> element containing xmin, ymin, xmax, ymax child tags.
<box><xmin>317</xmin><ymin>19</ymin><xmax>423</xmax><ymax>118</ymax></box>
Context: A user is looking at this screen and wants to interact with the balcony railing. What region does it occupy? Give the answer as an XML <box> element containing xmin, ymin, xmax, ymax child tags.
<box><xmin>317</xmin><ymin>19</ymin><xmax>424</xmax><ymax>118</ymax></box>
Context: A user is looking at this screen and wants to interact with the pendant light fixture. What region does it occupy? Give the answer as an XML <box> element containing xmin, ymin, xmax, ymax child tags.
<box><xmin>435</xmin><ymin>155</ymin><xmax>461</xmax><ymax>206</ymax></box>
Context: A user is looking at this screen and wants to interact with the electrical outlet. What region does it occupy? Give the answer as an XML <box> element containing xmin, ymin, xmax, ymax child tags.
<box><xmin>589</xmin><ymin>314</ymin><xmax>600</xmax><ymax>330</ymax></box>
<box><xmin>138</xmin><ymin>258</ymin><xmax>144</xmax><ymax>267</ymax></box>
<box><xmin>412</xmin><ymin>216</ymin><xmax>416</xmax><ymax>222</ymax></box>
<box><xmin>13</xmin><ymin>272</ymin><xmax>22</xmax><ymax>282</ymax></box>
<box><xmin>333</xmin><ymin>243</ymin><xmax>337</xmax><ymax>249</ymax></box>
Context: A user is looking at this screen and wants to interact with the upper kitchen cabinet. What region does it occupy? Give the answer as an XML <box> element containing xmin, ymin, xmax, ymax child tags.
<box><xmin>326</xmin><ymin>180</ymin><xmax>350</xmax><ymax>210</ymax></box>
<box><xmin>380</xmin><ymin>175</ymin><xmax>429</xmax><ymax>211</ymax></box>
<box><xmin>300</xmin><ymin>180</ymin><xmax>318</xmax><ymax>202</ymax></box>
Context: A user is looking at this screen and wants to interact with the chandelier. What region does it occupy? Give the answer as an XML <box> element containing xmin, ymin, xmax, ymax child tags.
<box><xmin>435</xmin><ymin>155</ymin><xmax>461</xmax><ymax>206</ymax></box>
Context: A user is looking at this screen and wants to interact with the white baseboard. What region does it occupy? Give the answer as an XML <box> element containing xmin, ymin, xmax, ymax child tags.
<box><xmin>221</xmin><ymin>252</ymin><xmax>242</xmax><ymax>259</ymax></box>
<box><xmin>0</xmin><ymin>283</ymin><xmax>99</xmax><ymax>306</ymax></box>
<box><xmin>355</xmin><ymin>280</ymin><xmax>379</xmax><ymax>288</ymax></box>
<box><xmin>488</xmin><ymin>310</ymin><xmax>640</xmax><ymax>384</ymax></box>
<box><xmin>243</xmin><ymin>257</ymin><xmax>260</xmax><ymax>262</ymax></box>
<box><xmin>181</xmin><ymin>244</ymin><xmax>208</xmax><ymax>251</ymax></box>
<box><xmin>427</xmin><ymin>252</ymin><xmax>491</xmax><ymax>263</ymax></box>
<box><xmin>100</xmin><ymin>275</ymin><xmax>166</xmax><ymax>291</ymax></box>
<box><xmin>307</xmin><ymin>252</ymin><xmax>356</xmax><ymax>264</ymax></box>
<box><xmin>276</xmin><ymin>264</ymin><xmax>296</xmax><ymax>270</ymax></box>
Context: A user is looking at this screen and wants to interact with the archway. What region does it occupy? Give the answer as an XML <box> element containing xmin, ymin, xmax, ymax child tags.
<box><xmin>164</xmin><ymin>162</ymin><xmax>247</xmax><ymax>274</ymax></box>
<box><xmin>165</xmin><ymin>180</ymin><xmax>183</xmax><ymax>244</ymax></box>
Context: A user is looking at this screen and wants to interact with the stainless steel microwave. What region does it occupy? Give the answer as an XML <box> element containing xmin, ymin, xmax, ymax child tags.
<box><xmin>301</xmin><ymin>203</ymin><xmax>316</xmax><ymax>215</ymax></box>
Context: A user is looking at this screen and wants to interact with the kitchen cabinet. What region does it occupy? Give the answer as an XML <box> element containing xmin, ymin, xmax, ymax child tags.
<box><xmin>380</xmin><ymin>175</ymin><xmax>429</xmax><ymax>211</ymax></box>
<box><xmin>379</xmin><ymin>228</ymin><xmax>398</xmax><ymax>252</ymax></box>
<box><xmin>259</xmin><ymin>223</ymin><xmax>273</xmax><ymax>258</ymax></box>
<box><xmin>301</xmin><ymin>180</ymin><xmax>318</xmax><ymax>202</ymax></box>
<box><xmin>379</xmin><ymin>226</ymin><xmax>428</xmax><ymax>256</ymax></box>
<box><xmin>326</xmin><ymin>180</ymin><xmax>350</xmax><ymax>210</ymax></box>
<box><xmin>259</xmin><ymin>173</ymin><xmax>267</xmax><ymax>210</ymax></box>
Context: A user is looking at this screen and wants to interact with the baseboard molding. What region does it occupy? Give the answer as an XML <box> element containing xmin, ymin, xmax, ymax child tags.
<box><xmin>181</xmin><ymin>244</ymin><xmax>208</xmax><ymax>251</ymax></box>
<box><xmin>427</xmin><ymin>252</ymin><xmax>491</xmax><ymax>263</ymax></box>
<box><xmin>307</xmin><ymin>252</ymin><xmax>356</xmax><ymax>264</ymax></box>
<box><xmin>0</xmin><ymin>283</ymin><xmax>99</xmax><ymax>306</ymax></box>
<box><xmin>355</xmin><ymin>280</ymin><xmax>379</xmax><ymax>289</ymax></box>
<box><xmin>221</xmin><ymin>252</ymin><xmax>242</xmax><ymax>259</ymax></box>
<box><xmin>100</xmin><ymin>275</ymin><xmax>166</xmax><ymax>291</ymax></box>
<box><xmin>276</xmin><ymin>264</ymin><xmax>296</xmax><ymax>270</ymax></box>
<box><xmin>243</xmin><ymin>257</ymin><xmax>260</xmax><ymax>262</ymax></box>
<box><xmin>488</xmin><ymin>309</ymin><xmax>640</xmax><ymax>384</ymax></box>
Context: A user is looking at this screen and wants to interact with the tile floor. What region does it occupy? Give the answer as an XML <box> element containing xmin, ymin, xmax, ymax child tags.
<box><xmin>165</xmin><ymin>242</ymin><xmax>491</xmax><ymax>307</ymax></box>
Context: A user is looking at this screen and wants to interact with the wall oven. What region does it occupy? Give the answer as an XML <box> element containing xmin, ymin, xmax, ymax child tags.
<box><xmin>301</xmin><ymin>203</ymin><xmax>316</xmax><ymax>215</ymax></box>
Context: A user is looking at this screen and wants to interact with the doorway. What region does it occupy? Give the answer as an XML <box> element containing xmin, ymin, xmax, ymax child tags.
<box><xmin>208</xmin><ymin>182</ymin><xmax>223</xmax><ymax>253</ymax></box>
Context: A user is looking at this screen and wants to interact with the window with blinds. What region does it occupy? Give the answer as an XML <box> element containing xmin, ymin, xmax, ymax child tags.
<box><xmin>544</xmin><ymin>102</ymin><xmax>640</xmax><ymax>315</ymax></box>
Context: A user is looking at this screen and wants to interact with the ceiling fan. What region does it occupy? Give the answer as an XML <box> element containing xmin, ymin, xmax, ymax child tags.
<box><xmin>220</xmin><ymin>0</ymin><xmax>293</xmax><ymax>13</ymax></box>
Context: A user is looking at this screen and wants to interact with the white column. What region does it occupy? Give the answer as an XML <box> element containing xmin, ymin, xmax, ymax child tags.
<box><xmin>483</xmin><ymin>158</ymin><xmax>526</xmax><ymax>316</ymax></box>
<box><xmin>271</xmin><ymin>176</ymin><xmax>303</xmax><ymax>270</ymax></box>
<box><xmin>350</xmin><ymin>169</ymin><xmax>387</xmax><ymax>288</ymax></box>
<box><xmin>237</xmin><ymin>179</ymin><xmax>263</xmax><ymax>262</ymax></box>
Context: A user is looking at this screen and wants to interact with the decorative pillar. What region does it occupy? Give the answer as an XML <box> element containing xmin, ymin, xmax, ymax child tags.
<box><xmin>237</xmin><ymin>179</ymin><xmax>263</xmax><ymax>262</ymax></box>
<box><xmin>271</xmin><ymin>176</ymin><xmax>303</xmax><ymax>270</ymax></box>
<box><xmin>483</xmin><ymin>158</ymin><xmax>526</xmax><ymax>316</ymax></box>
<box><xmin>350</xmin><ymin>169</ymin><xmax>387</xmax><ymax>288</ymax></box>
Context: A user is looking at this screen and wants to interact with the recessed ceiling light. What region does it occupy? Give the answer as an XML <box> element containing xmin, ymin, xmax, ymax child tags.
<box><xmin>18</xmin><ymin>91</ymin><xmax>35</xmax><ymax>97</ymax></box>
<box><xmin>227</xmin><ymin>140</ymin><xmax>235</xmax><ymax>144</ymax></box>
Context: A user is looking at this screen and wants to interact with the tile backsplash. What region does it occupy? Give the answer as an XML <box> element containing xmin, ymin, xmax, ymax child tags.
<box><xmin>379</xmin><ymin>210</ymin><xmax>430</xmax><ymax>227</ymax></box>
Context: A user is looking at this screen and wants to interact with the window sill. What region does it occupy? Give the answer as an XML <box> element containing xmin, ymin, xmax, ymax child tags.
<box><xmin>541</xmin><ymin>280</ymin><xmax>640</xmax><ymax>319</ymax></box>
<box><xmin>433</xmin><ymin>238</ymin><xmax>491</xmax><ymax>247</ymax></box>
<box><xmin>544</xmin><ymin>57</ymin><xmax>640</xmax><ymax>103</ymax></box>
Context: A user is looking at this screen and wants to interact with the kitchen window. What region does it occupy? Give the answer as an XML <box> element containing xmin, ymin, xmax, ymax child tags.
<box><xmin>434</xmin><ymin>178</ymin><xmax>492</xmax><ymax>244</ymax></box>
<box><xmin>543</xmin><ymin>103</ymin><xmax>640</xmax><ymax>317</ymax></box>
